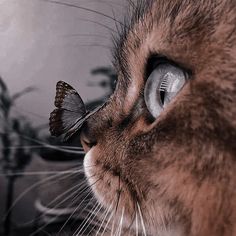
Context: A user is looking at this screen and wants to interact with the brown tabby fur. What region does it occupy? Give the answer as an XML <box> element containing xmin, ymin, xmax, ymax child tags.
<box><xmin>80</xmin><ymin>0</ymin><xmax>236</xmax><ymax>235</ymax></box>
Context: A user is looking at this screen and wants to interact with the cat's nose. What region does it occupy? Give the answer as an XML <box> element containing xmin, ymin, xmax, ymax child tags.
<box><xmin>80</xmin><ymin>125</ymin><xmax>97</xmax><ymax>153</ymax></box>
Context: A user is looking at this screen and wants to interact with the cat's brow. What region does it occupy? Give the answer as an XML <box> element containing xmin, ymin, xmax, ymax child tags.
<box><xmin>112</xmin><ymin>0</ymin><xmax>155</xmax><ymax>79</ymax></box>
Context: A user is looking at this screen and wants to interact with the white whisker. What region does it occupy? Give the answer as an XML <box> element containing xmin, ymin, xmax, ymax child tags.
<box><xmin>110</xmin><ymin>212</ymin><xmax>116</xmax><ymax>236</ymax></box>
<box><xmin>4</xmin><ymin>170</ymin><xmax>79</xmax><ymax>219</ymax></box>
<box><xmin>57</xmin><ymin>188</ymin><xmax>95</xmax><ymax>234</ymax></box>
<box><xmin>73</xmin><ymin>202</ymin><xmax>100</xmax><ymax>236</ymax></box>
<box><xmin>17</xmin><ymin>134</ymin><xmax>85</xmax><ymax>154</ymax></box>
<box><xmin>95</xmin><ymin>201</ymin><xmax>113</xmax><ymax>236</ymax></box>
<box><xmin>101</xmin><ymin>207</ymin><xmax>115</xmax><ymax>236</ymax></box>
<box><xmin>79</xmin><ymin>203</ymin><xmax>104</xmax><ymax>235</ymax></box>
<box><xmin>137</xmin><ymin>203</ymin><xmax>147</xmax><ymax>236</ymax></box>
<box><xmin>135</xmin><ymin>207</ymin><xmax>139</xmax><ymax>236</ymax></box>
<box><xmin>21</xmin><ymin>180</ymin><xmax>85</xmax><ymax>227</ymax></box>
<box><xmin>0</xmin><ymin>169</ymin><xmax>82</xmax><ymax>177</ymax></box>
<box><xmin>0</xmin><ymin>145</ymin><xmax>83</xmax><ymax>150</ymax></box>
<box><xmin>41</xmin><ymin>0</ymin><xmax>124</xmax><ymax>27</ymax></box>
<box><xmin>118</xmin><ymin>207</ymin><xmax>125</xmax><ymax>236</ymax></box>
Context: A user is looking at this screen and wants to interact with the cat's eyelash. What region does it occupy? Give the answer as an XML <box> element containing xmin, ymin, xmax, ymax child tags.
<box><xmin>145</xmin><ymin>55</ymin><xmax>192</xmax><ymax>83</ymax></box>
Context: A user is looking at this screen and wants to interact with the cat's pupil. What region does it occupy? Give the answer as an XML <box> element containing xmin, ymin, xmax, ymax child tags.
<box><xmin>160</xmin><ymin>90</ymin><xmax>166</xmax><ymax>106</ymax></box>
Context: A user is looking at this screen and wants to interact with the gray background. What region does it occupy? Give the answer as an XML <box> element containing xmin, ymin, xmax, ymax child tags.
<box><xmin>0</xmin><ymin>0</ymin><xmax>125</xmax><ymax>126</ymax></box>
<box><xmin>0</xmin><ymin>0</ymin><xmax>126</xmax><ymax>228</ymax></box>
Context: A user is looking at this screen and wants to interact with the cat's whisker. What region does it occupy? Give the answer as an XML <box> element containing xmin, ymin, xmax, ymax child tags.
<box><xmin>80</xmin><ymin>198</ymin><xmax>98</xmax><ymax>216</ymax></box>
<box><xmin>31</xmin><ymin>189</ymin><xmax>92</xmax><ymax>236</ymax></box>
<box><xmin>0</xmin><ymin>170</ymin><xmax>80</xmax><ymax>177</ymax></box>
<box><xmin>113</xmin><ymin>206</ymin><xmax>123</xmax><ymax>236</ymax></box>
<box><xmin>12</xmin><ymin>105</ymin><xmax>49</xmax><ymax>120</ymax></box>
<box><xmin>126</xmin><ymin>0</ymin><xmax>136</xmax><ymax>10</ymax></box>
<box><xmin>17</xmin><ymin>134</ymin><xmax>85</xmax><ymax>154</ymax></box>
<box><xmin>28</xmin><ymin>193</ymin><xmax>82</xmax><ymax>235</ymax></box>
<box><xmin>87</xmin><ymin>208</ymin><xmax>110</xmax><ymax>236</ymax></box>
<box><xmin>0</xmin><ymin>129</ymin><xmax>83</xmax><ymax>152</ymax></box>
<box><xmin>75</xmin><ymin>17</ymin><xmax>118</xmax><ymax>34</ymax></box>
<box><xmin>41</xmin><ymin>0</ymin><xmax>124</xmax><ymax>27</ymax></box>
<box><xmin>30</xmin><ymin>177</ymin><xmax>99</xmax><ymax>236</ymax></box>
<box><xmin>1</xmin><ymin>163</ymin><xmax>97</xmax><ymax>177</ymax></box>
<box><xmin>93</xmin><ymin>209</ymin><xmax>108</xmax><ymax>235</ymax></box>
<box><xmin>94</xmin><ymin>202</ymin><xmax>116</xmax><ymax>235</ymax></box>
<box><xmin>79</xmin><ymin>203</ymin><xmax>102</xmax><ymax>235</ymax></box>
<box><xmin>57</xmin><ymin>189</ymin><xmax>95</xmax><ymax>234</ymax></box>
<box><xmin>110</xmin><ymin>215</ymin><xmax>116</xmax><ymax>236</ymax></box>
<box><xmin>123</xmin><ymin>199</ymin><xmax>137</xmax><ymax>234</ymax></box>
<box><xmin>29</xmin><ymin>212</ymin><xmax>63</xmax><ymax>236</ymax></box>
<box><xmin>0</xmin><ymin>164</ymin><xmax>88</xmax><ymax>176</ymax></box>
<box><xmin>135</xmin><ymin>207</ymin><xmax>139</xmax><ymax>236</ymax></box>
<box><xmin>75</xmin><ymin>203</ymin><xmax>103</xmax><ymax>235</ymax></box>
<box><xmin>78</xmin><ymin>202</ymin><xmax>104</xmax><ymax>236</ymax></box>
<box><xmin>137</xmin><ymin>202</ymin><xmax>147</xmax><ymax>236</ymax></box>
<box><xmin>0</xmin><ymin>145</ymin><xmax>84</xmax><ymax>155</ymax></box>
<box><xmin>95</xmin><ymin>202</ymin><xmax>113</xmax><ymax>236</ymax></box>
<box><xmin>40</xmin><ymin>229</ymin><xmax>51</xmax><ymax>236</ymax></box>
<box><xmin>82</xmin><ymin>0</ymin><xmax>125</xmax><ymax>9</ymax></box>
<box><xmin>99</xmin><ymin>204</ymin><xmax>118</xmax><ymax>235</ymax></box>
<box><xmin>43</xmin><ymin>181</ymin><xmax>86</xmax><ymax>207</ymax></box>
<box><xmin>0</xmin><ymin>145</ymin><xmax>83</xmax><ymax>151</ymax></box>
<box><xmin>71</xmin><ymin>168</ymin><xmax>113</xmax><ymax>236</ymax></box>
<box><xmin>101</xmin><ymin>207</ymin><xmax>115</xmax><ymax>236</ymax></box>
<box><xmin>56</xmin><ymin>172</ymin><xmax>105</xmax><ymax>234</ymax></box>
<box><xmin>113</xmin><ymin>217</ymin><xmax>119</xmax><ymax>235</ymax></box>
<box><xmin>72</xmin><ymin>201</ymin><xmax>100</xmax><ymax>236</ymax></box>
<box><xmin>3</xmin><ymin>169</ymin><xmax>79</xmax><ymax>220</ymax></box>
<box><xmin>109</xmin><ymin>176</ymin><xmax>122</xmax><ymax>235</ymax></box>
<box><xmin>118</xmin><ymin>207</ymin><xmax>125</xmax><ymax>236</ymax></box>
<box><xmin>74</xmin><ymin>43</ymin><xmax>112</xmax><ymax>50</ymax></box>
<box><xmin>63</xmin><ymin>33</ymin><xmax>110</xmax><ymax>40</ymax></box>
<box><xmin>33</xmin><ymin>169</ymin><xmax>101</xmax><ymax>226</ymax></box>
<box><xmin>20</xmin><ymin>181</ymin><xmax>84</xmax><ymax>227</ymax></box>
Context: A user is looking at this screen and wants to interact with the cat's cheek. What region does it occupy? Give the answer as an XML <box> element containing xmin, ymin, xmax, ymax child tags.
<box><xmin>83</xmin><ymin>149</ymin><xmax>134</xmax><ymax>224</ymax></box>
<box><xmin>83</xmin><ymin>148</ymin><xmax>94</xmax><ymax>181</ymax></box>
<box><xmin>83</xmin><ymin>148</ymin><xmax>108</xmax><ymax>206</ymax></box>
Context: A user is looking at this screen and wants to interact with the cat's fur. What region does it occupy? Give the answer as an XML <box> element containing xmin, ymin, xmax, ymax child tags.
<box><xmin>80</xmin><ymin>0</ymin><xmax>236</xmax><ymax>235</ymax></box>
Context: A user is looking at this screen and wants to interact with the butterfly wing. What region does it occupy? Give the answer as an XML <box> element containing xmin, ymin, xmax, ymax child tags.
<box><xmin>63</xmin><ymin>102</ymin><xmax>106</xmax><ymax>141</ymax></box>
<box><xmin>49</xmin><ymin>81</ymin><xmax>86</xmax><ymax>138</ymax></box>
<box><xmin>54</xmin><ymin>81</ymin><xmax>86</xmax><ymax>112</ymax></box>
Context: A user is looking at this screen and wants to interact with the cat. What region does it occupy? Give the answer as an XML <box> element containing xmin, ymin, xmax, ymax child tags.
<box><xmin>76</xmin><ymin>0</ymin><xmax>236</xmax><ymax>235</ymax></box>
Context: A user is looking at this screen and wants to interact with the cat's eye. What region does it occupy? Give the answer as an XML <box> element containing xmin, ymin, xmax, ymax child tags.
<box><xmin>144</xmin><ymin>63</ymin><xmax>187</xmax><ymax>118</ymax></box>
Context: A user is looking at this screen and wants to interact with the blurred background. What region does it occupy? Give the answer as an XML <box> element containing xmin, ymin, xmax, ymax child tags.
<box><xmin>0</xmin><ymin>0</ymin><xmax>125</xmax><ymax>235</ymax></box>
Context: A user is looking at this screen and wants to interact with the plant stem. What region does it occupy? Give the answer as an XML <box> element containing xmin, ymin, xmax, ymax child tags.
<box><xmin>4</xmin><ymin>176</ymin><xmax>16</xmax><ymax>236</ymax></box>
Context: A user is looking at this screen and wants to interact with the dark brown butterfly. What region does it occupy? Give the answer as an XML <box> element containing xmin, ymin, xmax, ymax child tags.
<box><xmin>49</xmin><ymin>81</ymin><xmax>103</xmax><ymax>141</ymax></box>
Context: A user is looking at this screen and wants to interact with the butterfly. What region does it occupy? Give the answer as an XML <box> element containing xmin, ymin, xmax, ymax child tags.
<box><xmin>49</xmin><ymin>81</ymin><xmax>103</xmax><ymax>141</ymax></box>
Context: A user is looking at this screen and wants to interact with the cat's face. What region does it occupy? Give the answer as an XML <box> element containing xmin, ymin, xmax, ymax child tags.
<box><xmin>81</xmin><ymin>0</ymin><xmax>236</xmax><ymax>235</ymax></box>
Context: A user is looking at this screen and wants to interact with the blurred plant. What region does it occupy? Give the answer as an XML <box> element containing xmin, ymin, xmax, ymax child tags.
<box><xmin>0</xmin><ymin>77</ymin><xmax>39</xmax><ymax>236</ymax></box>
<box><xmin>90</xmin><ymin>66</ymin><xmax>117</xmax><ymax>92</ymax></box>
<box><xmin>0</xmin><ymin>66</ymin><xmax>118</xmax><ymax>234</ymax></box>
<box><xmin>86</xmin><ymin>66</ymin><xmax>117</xmax><ymax>110</ymax></box>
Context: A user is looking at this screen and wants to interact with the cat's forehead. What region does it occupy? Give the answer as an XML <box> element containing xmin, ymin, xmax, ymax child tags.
<box><xmin>113</xmin><ymin>0</ymin><xmax>236</xmax><ymax>79</ymax></box>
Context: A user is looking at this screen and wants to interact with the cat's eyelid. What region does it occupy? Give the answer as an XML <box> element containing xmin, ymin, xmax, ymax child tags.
<box><xmin>145</xmin><ymin>54</ymin><xmax>192</xmax><ymax>80</ymax></box>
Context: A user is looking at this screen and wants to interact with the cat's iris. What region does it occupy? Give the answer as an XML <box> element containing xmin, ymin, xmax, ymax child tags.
<box><xmin>144</xmin><ymin>64</ymin><xmax>186</xmax><ymax>118</ymax></box>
